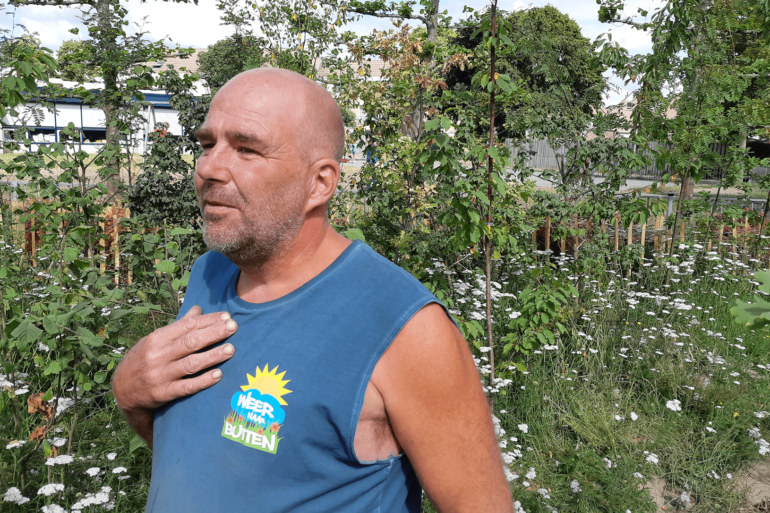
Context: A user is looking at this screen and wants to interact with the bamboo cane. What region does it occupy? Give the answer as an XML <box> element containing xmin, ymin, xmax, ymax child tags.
<box><xmin>614</xmin><ymin>214</ymin><xmax>619</xmax><ymax>251</ymax></box>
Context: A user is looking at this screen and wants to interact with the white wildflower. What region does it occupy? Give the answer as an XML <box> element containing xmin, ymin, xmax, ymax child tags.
<box><xmin>46</xmin><ymin>455</ymin><xmax>75</xmax><ymax>466</ymax></box>
<box><xmin>666</xmin><ymin>399</ymin><xmax>682</xmax><ymax>412</ymax></box>
<box><xmin>85</xmin><ymin>467</ymin><xmax>100</xmax><ymax>477</ymax></box>
<box><xmin>6</xmin><ymin>441</ymin><xmax>25</xmax><ymax>449</ymax></box>
<box><xmin>38</xmin><ymin>483</ymin><xmax>65</xmax><ymax>496</ymax></box>
<box><xmin>4</xmin><ymin>487</ymin><xmax>30</xmax><ymax>504</ymax></box>
<box><xmin>42</xmin><ymin>505</ymin><xmax>67</xmax><ymax>513</ymax></box>
<box><xmin>518</xmin><ymin>424</ymin><xmax>528</xmax><ymax>433</ymax></box>
<box><xmin>106</xmin><ymin>452</ymin><xmax>117</xmax><ymax>461</ymax></box>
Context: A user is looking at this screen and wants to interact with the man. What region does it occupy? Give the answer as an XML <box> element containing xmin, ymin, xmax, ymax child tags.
<box><xmin>112</xmin><ymin>68</ymin><xmax>512</xmax><ymax>512</ymax></box>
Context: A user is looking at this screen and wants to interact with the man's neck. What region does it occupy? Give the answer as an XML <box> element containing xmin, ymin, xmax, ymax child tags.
<box><xmin>234</xmin><ymin>220</ymin><xmax>352</xmax><ymax>304</ymax></box>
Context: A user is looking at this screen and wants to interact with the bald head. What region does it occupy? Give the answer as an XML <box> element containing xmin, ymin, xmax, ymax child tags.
<box><xmin>214</xmin><ymin>68</ymin><xmax>346</xmax><ymax>165</ymax></box>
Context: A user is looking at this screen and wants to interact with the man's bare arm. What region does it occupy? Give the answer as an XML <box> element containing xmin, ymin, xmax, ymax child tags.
<box><xmin>112</xmin><ymin>305</ymin><xmax>238</xmax><ymax>447</ymax></box>
<box><xmin>373</xmin><ymin>303</ymin><xmax>513</xmax><ymax>512</ymax></box>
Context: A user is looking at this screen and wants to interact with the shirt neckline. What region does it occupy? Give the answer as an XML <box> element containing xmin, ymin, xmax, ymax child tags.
<box><xmin>225</xmin><ymin>239</ymin><xmax>363</xmax><ymax>312</ymax></box>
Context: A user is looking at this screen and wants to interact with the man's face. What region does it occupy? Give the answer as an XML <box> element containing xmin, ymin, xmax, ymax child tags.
<box><xmin>194</xmin><ymin>78</ymin><xmax>309</xmax><ymax>269</ymax></box>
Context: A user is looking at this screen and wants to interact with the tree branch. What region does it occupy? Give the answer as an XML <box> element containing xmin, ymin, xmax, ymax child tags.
<box><xmin>11</xmin><ymin>0</ymin><xmax>89</xmax><ymax>6</ymax></box>
<box><xmin>346</xmin><ymin>8</ymin><xmax>426</xmax><ymax>23</ymax></box>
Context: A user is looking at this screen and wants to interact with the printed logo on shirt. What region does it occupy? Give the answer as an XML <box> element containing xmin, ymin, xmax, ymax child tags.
<box><xmin>221</xmin><ymin>364</ymin><xmax>292</xmax><ymax>454</ymax></box>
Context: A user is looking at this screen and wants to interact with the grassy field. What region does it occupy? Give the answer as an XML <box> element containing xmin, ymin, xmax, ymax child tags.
<box><xmin>422</xmin><ymin>245</ymin><xmax>770</xmax><ymax>512</ymax></box>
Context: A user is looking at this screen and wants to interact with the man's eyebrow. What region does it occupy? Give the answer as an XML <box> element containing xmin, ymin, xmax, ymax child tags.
<box><xmin>194</xmin><ymin>128</ymin><xmax>213</xmax><ymax>140</ymax></box>
<box><xmin>232</xmin><ymin>131</ymin><xmax>263</xmax><ymax>144</ymax></box>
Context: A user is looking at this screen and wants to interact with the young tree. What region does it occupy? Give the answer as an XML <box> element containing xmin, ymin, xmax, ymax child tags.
<box><xmin>56</xmin><ymin>38</ymin><xmax>97</xmax><ymax>83</ymax></box>
<box><xmin>597</xmin><ymin>0</ymin><xmax>770</xmax><ymax>203</ymax></box>
<box><xmin>12</xmin><ymin>0</ymin><xmax>197</xmax><ymax>192</ymax></box>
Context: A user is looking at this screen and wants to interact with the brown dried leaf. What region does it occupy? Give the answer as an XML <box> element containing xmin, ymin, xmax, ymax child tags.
<box><xmin>29</xmin><ymin>426</ymin><xmax>46</xmax><ymax>442</ymax></box>
<box><xmin>27</xmin><ymin>393</ymin><xmax>54</xmax><ymax>421</ymax></box>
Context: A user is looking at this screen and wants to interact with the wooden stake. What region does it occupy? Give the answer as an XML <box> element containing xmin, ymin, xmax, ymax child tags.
<box><xmin>718</xmin><ymin>224</ymin><xmax>724</xmax><ymax>255</ymax></box>
<box><xmin>545</xmin><ymin>216</ymin><xmax>551</xmax><ymax>252</ymax></box>
<box><xmin>641</xmin><ymin>218</ymin><xmax>647</xmax><ymax>247</ymax></box>
<box><xmin>627</xmin><ymin>221</ymin><xmax>633</xmax><ymax>246</ymax></box>
<box><xmin>680</xmin><ymin>220</ymin><xmax>685</xmax><ymax>244</ymax></box>
<box><xmin>113</xmin><ymin>207</ymin><xmax>120</xmax><ymax>285</ymax></box>
<box><xmin>614</xmin><ymin>214</ymin><xmax>619</xmax><ymax>251</ymax></box>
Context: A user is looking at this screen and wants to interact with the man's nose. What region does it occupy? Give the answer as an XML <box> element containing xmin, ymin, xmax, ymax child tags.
<box><xmin>195</xmin><ymin>144</ymin><xmax>235</xmax><ymax>184</ymax></box>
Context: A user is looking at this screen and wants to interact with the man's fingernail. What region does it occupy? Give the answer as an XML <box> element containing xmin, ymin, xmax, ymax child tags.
<box><xmin>223</xmin><ymin>344</ymin><xmax>234</xmax><ymax>355</ymax></box>
<box><xmin>220</xmin><ymin>312</ymin><xmax>231</xmax><ymax>321</ymax></box>
<box><xmin>212</xmin><ymin>369</ymin><xmax>223</xmax><ymax>380</ymax></box>
<box><xmin>226</xmin><ymin>320</ymin><xmax>238</xmax><ymax>331</ymax></box>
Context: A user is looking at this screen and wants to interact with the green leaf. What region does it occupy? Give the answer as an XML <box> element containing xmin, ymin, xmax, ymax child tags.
<box><xmin>155</xmin><ymin>260</ymin><xmax>178</xmax><ymax>274</ymax></box>
<box><xmin>94</xmin><ymin>371</ymin><xmax>108</xmax><ymax>384</ymax></box>
<box><xmin>43</xmin><ymin>360</ymin><xmax>62</xmax><ymax>375</ymax></box>
<box><xmin>129</xmin><ymin>433</ymin><xmax>147</xmax><ymax>454</ymax></box>
<box><xmin>63</xmin><ymin>247</ymin><xmax>79</xmax><ymax>262</ymax></box>
<box><xmin>342</xmin><ymin>228</ymin><xmax>365</xmax><ymax>242</ymax></box>
<box><xmin>11</xmin><ymin>321</ymin><xmax>42</xmax><ymax>348</ymax></box>
<box><xmin>42</xmin><ymin>388</ymin><xmax>53</xmax><ymax>402</ymax></box>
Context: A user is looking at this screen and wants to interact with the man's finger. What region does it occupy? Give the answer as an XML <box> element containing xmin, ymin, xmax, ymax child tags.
<box><xmin>156</xmin><ymin>308</ymin><xmax>233</xmax><ymax>341</ymax></box>
<box><xmin>169</xmin><ymin>319</ymin><xmax>239</xmax><ymax>360</ymax></box>
<box><xmin>174</xmin><ymin>342</ymin><xmax>236</xmax><ymax>378</ymax></box>
<box><xmin>163</xmin><ymin>369</ymin><xmax>225</xmax><ymax>403</ymax></box>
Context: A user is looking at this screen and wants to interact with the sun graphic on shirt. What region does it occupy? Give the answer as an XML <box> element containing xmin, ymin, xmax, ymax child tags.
<box><xmin>241</xmin><ymin>364</ymin><xmax>292</xmax><ymax>405</ymax></box>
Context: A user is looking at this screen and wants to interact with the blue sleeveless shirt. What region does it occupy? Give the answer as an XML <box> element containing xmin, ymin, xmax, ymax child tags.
<box><xmin>146</xmin><ymin>241</ymin><xmax>442</xmax><ymax>512</ymax></box>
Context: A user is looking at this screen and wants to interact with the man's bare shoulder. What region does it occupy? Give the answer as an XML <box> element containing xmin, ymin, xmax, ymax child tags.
<box><xmin>370</xmin><ymin>302</ymin><xmax>513</xmax><ymax>511</ymax></box>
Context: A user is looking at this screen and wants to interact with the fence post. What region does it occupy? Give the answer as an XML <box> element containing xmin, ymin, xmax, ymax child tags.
<box><xmin>627</xmin><ymin>221</ymin><xmax>633</xmax><ymax>247</ymax></box>
<box><xmin>667</xmin><ymin>193</ymin><xmax>674</xmax><ymax>216</ymax></box>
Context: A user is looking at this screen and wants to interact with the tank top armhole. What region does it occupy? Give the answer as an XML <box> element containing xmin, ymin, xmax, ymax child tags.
<box><xmin>346</xmin><ymin>296</ymin><xmax>459</xmax><ymax>465</ymax></box>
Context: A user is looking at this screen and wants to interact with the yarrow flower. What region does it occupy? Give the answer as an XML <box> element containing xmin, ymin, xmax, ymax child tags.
<box><xmin>71</xmin><ymin>486</ymin><xmax>112</xmax><ymax>510</ymax></box>
<box><xmin>46</xmin><ymin>455</ymin><xmax>75</xmax><ymax>466</ymax></box>
<box><xmin>666</xmin><ymin>399</ymin><xmax>682</xmax><ymax>412</ymax></box>
<box><xmin>85</xmin><ymin>467</ymin><xmax>100</xmax><ymax>477</ymax></box>
<box><xmin>38</xmin><ymin>483</ymin><xmax>65</xmax><ymax>496</ymax></box>
<box><xmin>518</xmin><ymin>424</ymin><xmax>528</xmax><ymax>434</ymax></box>
<box><xmin>42</xmin><ymin>505</ymin><xmax>67</xmax><ymax>513</ymax></box>
<box><xmin>106</xmin><ymin>452</ymin><xmax>117</xmax><ymax>461</ymax></box>
<box><xmin>570</xmin><ymin>480</ymin><xmax>582</xmax><ymax>493</ymax></box>
<box><xmin>646</xmin><ymin>453</ymin><xmax>659</xmax><ymax>464</ymax></box>
<box><xmin>112</xmin><ymin>467</ymin><xmax>127</xmax><ymax>474</ymax></box>
<box><xmin>5</xmin><ymin>441</ymin><xmax>25</xmax><ymax>449</ymax></box>
<box><xmin>4</xmin><ymin>487</ymin><xmax>30</xmax><ymax>504</ymax></box>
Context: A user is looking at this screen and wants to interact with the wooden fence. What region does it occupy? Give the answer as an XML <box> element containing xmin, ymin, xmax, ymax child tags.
<box><xmin>3</xmin><ymin>201</ymin><xmax>134</xmax><ymax>285</ymax></box>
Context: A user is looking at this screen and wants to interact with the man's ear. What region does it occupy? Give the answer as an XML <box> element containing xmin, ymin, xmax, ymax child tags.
<box><xmin>305</xmin><ymin>158</ymin><xmax>341</xmax><ymax>214</ymax></box>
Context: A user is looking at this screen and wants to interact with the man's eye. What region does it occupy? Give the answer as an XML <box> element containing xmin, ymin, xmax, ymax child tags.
<box><xmin>238</xmin><ymin>147</ymin><xmax>256</xmax><ymax>154</ymax></box>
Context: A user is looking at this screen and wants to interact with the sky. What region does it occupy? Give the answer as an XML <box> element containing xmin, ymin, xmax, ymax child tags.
<box><xmin>3</xmin><ymin>0</ymin><xmax>665</xmax><ymax>105</ymax></box>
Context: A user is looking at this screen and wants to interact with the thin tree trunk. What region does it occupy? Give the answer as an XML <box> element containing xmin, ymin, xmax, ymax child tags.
<box><xmin>484</xmin><ymin>0</ymin><xmax>498</xmax><ymax>391</ymax></box>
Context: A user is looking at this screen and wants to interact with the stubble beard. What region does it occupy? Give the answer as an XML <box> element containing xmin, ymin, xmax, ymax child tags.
<box><xmin>199</xmin><ymin>182</ymin><xmax>306</xmax><ymax>273</ymax></box>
